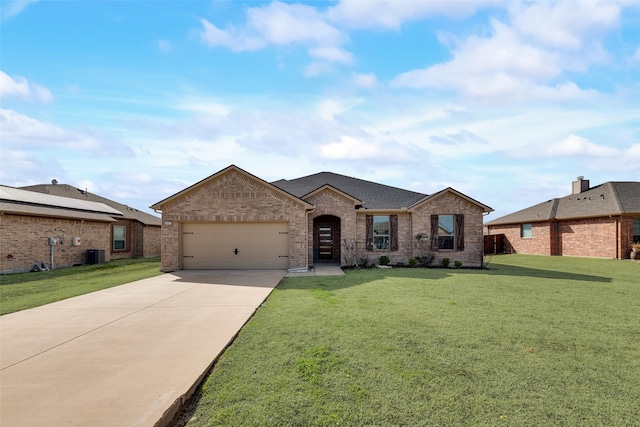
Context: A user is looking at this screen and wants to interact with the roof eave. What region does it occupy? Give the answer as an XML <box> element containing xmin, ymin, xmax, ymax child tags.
<box><xmin>150</xmin><ymin>164</ymin><xmax>314</xmax><ymax>211</ymax></box>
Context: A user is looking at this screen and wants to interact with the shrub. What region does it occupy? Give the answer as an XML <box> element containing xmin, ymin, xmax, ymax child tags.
<box><xmin>416</xmin><ymin>254</ymin><xmax>434</xmax><ymax>267</ymax></box>
<box><xmin>408</xmin><ymin>258</ymin><xmax>418</xmax><ymax>268</ymax></box>
<box><xmin>454</xmin><ymin>260</ymin><xmax>463</xmax><ymax>268</ymax></box>
<box><xmin>441</xmin><ymin>257</ymin><xmax>450</xmax><ymax>268</ymax></box>
<box><xmin>378</xmin><ymin>255</ymin><xmax>390</xmax><ymax>266</ymax></box>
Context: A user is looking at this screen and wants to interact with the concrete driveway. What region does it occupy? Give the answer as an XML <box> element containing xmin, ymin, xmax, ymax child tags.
<box><xmin>0</xmin><ymin>270</ymin><xmax>285</xmax><ymax>427</ymax></box>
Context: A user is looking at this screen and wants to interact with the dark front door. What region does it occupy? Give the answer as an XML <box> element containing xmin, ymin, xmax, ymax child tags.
<box><xmin>317</xmin><ymin>225</ymin><xmax>334</xmax><ymax>260</ymax></box>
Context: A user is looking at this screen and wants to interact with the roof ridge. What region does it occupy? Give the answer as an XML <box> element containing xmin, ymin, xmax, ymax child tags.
<box><xmin>281</xmin><ymin>171</ymin><xmax>428</xmax><ymax>197</ymax></box>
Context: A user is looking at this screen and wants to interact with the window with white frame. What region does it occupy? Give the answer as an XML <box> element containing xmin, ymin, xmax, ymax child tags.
<box><xmin>521</xmin><ymin>223</ymin><xmax>532</xmax><ymax>238</ymax></box>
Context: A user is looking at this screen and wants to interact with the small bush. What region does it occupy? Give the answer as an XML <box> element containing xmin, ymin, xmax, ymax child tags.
<box><xmin>441</xmin><ymin>257</ymin><xmax>450</xmax><ymax>268</ymax></box>
<box><xmin>358</xmin><ymin>257</ymin><xmax>370</xmax><ymax>268</ymax></box>
<box><xmin>454</xmin><ymin>260</ymin><xmax>463</xmax><ymax>268</ymax></box>
<box><xmin>416</xmin><ymin>254</ymin><xmax>434</xmax><ymax>267</ymax></box>
<box><xmin>379</xmin><ymin>255</ymin><xmax>390</xmax><ymax>266</ymax></box>
<box><xmin>408</xmin><ymin>258</ymin><xmax>418</xmax><ymax>267</ymax></box>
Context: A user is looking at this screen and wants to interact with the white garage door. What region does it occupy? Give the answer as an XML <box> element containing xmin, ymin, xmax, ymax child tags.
<box><xmin>182</xmin><ymin>222</ymin><xmax>289</xmax><ymax>269</ymax></box>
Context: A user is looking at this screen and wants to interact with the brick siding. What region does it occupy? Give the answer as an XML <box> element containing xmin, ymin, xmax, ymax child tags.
<box><xmin>0</xmin><ymin>214</ymin><xmax>112</xmax><ymax>273</ymax></box>
<box><xmin>157</xmin><ymin>170</ymin><xmax>489</xmax><ymax>271</ymax></box>
<box><xmin>142</xmin><ymin>225</ymin><xmax>161</xmax><ymax>257</ymax></box>
<box><xmin>488</xmin><ymin>215</ymin><xmax>636</xmax><ymax>259</ymax></box>
<box><xmin>411</xmin><ymin>192</ymin><xmax>486</xmax><ymax>267</ymax></box>
<box><xmin>305</xmin><ymin>188</ymin><xmax>358</xmax><ymax>266</ymax></box>
<box><xmin>158</xmin><ymin>169</ymin><xmax>310</xmax><ymax>272</ymax></box>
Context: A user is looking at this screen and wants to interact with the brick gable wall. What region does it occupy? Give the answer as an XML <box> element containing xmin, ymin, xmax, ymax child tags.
<box><xmin>158</xmin><ymin>169</ymin><xmax>309</xmax><ymax>272</ymax></box>
<box><xmin>305</xmin><ymin>189</ymin><xmax>357</xmax><ymax>266</ymax></box>
<box><xmin>411</xmin><ymin>193</ymin><xmax>486</xmax><ymax>267</ymax></box>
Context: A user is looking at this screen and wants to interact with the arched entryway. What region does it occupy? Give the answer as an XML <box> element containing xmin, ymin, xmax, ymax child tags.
<box><xmin>313</xmin><ymin>215</ymin><xmax>341</xmax><ymax>263</ymax></box>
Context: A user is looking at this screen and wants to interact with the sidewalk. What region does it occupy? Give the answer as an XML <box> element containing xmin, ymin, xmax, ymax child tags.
<box><xmin>0</xmin><ymin>270</ymin><xmax>285</xmax><ymax>427</ymax></box>
<box><xmin>285</xmin><ymin>263</ymin><xmax>345</xmax><ymax>277</ymax></box>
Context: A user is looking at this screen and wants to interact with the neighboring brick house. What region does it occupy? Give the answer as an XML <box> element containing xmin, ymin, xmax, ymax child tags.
<box><xmin>485</xmin><ymin>177</ymin><xmax>640</xmax><ymax>259</ymax></box>
<box><xmin>21</xmin><ymin>183</ymin><xmax>161</xmax><ymax>260</ymax></box>
<box><xmin>1</xmin><ymin>183</ymin><xmax>161</xmax><ymax>274</ymax></box>
<box><xmin>150</xmin><ymin>165</ymin><xmax>493</xmax><ymax>272</ymax></box>
<box><xmin>1</xmin><ymin>186</ymin><xmax>121</xmax><ymax>273</ymax></box>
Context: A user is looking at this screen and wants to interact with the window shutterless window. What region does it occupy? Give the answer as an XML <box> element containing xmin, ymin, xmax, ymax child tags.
<box><xmin>633</xmin><ymin>218</ymin><xmax>640</xmax><ymax>242</ymax></box>
<box><xmin>521</xmin><ymin>223</ymin><xmax>532</xmax><ymax>238</ymax></box>
<box><xmin>113</xmin><ymin>225</ymin><xmax>126</xmax><ymax>250</ymax></box>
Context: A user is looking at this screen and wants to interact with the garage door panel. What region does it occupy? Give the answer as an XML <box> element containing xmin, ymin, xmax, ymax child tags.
<box><xmin>182</xmin><ymin>223</ymin><xmax>289</xmax><ymax>269</ymax></box>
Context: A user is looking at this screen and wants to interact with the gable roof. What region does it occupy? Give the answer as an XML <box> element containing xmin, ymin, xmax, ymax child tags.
<box><xmin>0</xmin><ymin>185</ymin><xmax>121</xmax><ymax>222</ymax></box>
<box><xmin>486</xmin><ymin>181</ymin><xmax>640</xmax><ymax>226</ymax></box>
<box><xmin>409</xmin><ymin>187</ymin><xmax>493</xmax><ymax>213</ymax></box>
<box><xmin>20</xmin><ymin>183</ymin><xmax>161</xmax><ymax>226</ymax></box>
<box><xmin>150</xmin><ymin>165</ymin><xmax>314</xmax><ymax>211</ymax></box>
<box><xmin>271</xmin><ymin>172</ymin><xmax>427</xmax><ymax>209</ymax></box>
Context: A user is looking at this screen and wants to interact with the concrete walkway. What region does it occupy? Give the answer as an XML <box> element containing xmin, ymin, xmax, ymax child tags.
<box><xmin>286</xmin><ymin>263</ymin><xmax>345</xmax><ymax>277</ymax></box>
<box><xmin>0</xmin><ymin>270</ymin><xmax>285</xmax><ymax>427</ymax></box>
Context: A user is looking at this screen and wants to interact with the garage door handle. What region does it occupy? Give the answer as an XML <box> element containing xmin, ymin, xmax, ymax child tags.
<box><xmin>233</xmin><ymin>248</ymin><xmax>239</xmax><ymax>255</ymax></box>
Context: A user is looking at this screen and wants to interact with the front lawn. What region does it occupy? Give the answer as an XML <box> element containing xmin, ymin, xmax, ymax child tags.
<box><xmin>178</xmin><ymin>255</ymin><xmax>640</xmax><ymax>426</ymax></box>
<box><xmin>0</xmin><ymin>257</ymin><xmax>162</xmax><ymax>315</ymax></box>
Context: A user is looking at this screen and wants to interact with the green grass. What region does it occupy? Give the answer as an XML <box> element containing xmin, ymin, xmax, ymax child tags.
<box><xmin>0</xmin><ymin>257</ymin><xmax>162</xmax><ymax>315</ymax></box>
<box><xmin>181</xmin><ymin>255</ymin><xmax>640</xmax><ymax>426</ymax></box>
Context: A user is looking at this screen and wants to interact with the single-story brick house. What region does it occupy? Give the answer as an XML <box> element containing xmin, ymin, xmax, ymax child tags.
<box><xmin>1</xmin><ymin>184</ymin><xmax>161</xmax><ymax>274</ymax></box>
<box><xmin>485</xmin><ymin>177</ymin><xmax>640</xmax><ymax>259</ymax></box>
<box><xmin>21</xmin><ymin>182</ymin><xmax>161</xmax><ymax>260</ymax></box>
<box><xmin>150</xmin><ymin>165</ymin><xmax>493</xmax><ymax>272</ymax></box>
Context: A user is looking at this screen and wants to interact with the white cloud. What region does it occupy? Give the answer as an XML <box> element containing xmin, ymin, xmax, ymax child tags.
<box><xmin>316</xmin><ymin>98</ymin><xmax>359</xmax><ymax>120</ymax></box>
<box><xmin>199</xmin><ymin>2</ymin><xmax>345</xmax><ymax>51</ymax></box>
<box><xmin>0</xmin><ymin>108</ymin><xmax>131</xmax><ymax>154</ymax></box>
<box><xmin>544</xmin><ymin>134</ymin><xmax>619</xmax><ymax>157</ymax></box>
<box><xmin>309</xmin><ymin>46</ymin><xmax>353</xmax><ymax>64</ymax></box>
<box><xmin>391</xmin><ymin>15</ymin><xmax>605</xmax><ymax>102</ymax></box>
<box><xmin>392</xmin><ymin>20</ymin><xmax>559</xmax><ymax>93</ymax></box>
<box><xmin>320</xmin><ymin>136</ymin><xmax>385</xmax><ymax>160</ymax></box>
<box><xmin>352</xmin><ymin>72</ymin><xmax>377</xmax><ymax>88</ymax></box>
<box><xmin>303</xmin><ymin>62</ymin><xmax>336</xmax><ymax>77</ymax></box>
<box><xmin>156</xmin><ymin>39</ymin><xmax>172</xmax><ymax>53</ymax></box>
<box><xmin>327</xmin><ymin>0</ymin><xmax>491</xmax><ymax>29</ymax></box>
<box><xmin>0</xmin><ymin>71</ymin><xmax>53</xmax><ymax>102</ymax></box>
<box><xmin>511</xmin><ymin>0</ymin><xmax>620</xmax><ymax>50</ymax></box>
<box><xmin>1</xmin><ymin>0</ymin><xmax>39</xmax><ymax>21</ymax></box>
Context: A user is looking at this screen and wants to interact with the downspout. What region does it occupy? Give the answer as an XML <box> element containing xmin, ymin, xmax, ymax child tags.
<box><xmin>305</xmin><ymin>207</ymin><xmax>316</xmax><ymax>271</ymax></box>
<box><xmin>615</xmin><ymin>216</ymin><xmax>619</xmax><ymax>259</ymax></box>
<box><xmin>50</xmin><ymin>242</ymin><xmax>55</xmax><ymax>270</ymax></box>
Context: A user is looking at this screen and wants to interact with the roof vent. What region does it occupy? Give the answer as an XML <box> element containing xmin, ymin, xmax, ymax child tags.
<box><xmin>572</xmin><ymin>176</ymin><xmax>589</xmax><ymax>195</ymax></box>
<box><xmin>51</xmin><ymin>179</ymin><xmax>58</xmax><ymax>185</ymax></box>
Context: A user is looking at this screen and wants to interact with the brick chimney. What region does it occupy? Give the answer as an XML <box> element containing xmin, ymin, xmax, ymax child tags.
<box><xmin>572</xmin><ymin>176</ymin><xmax>589</xmax><ymax>194</ymax></box>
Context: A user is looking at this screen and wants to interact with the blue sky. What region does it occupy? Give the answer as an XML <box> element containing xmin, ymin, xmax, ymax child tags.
<box><xmin>1</xmin><ymin>0</ymin><xmax>639</xmax><ymax>219</ymax></box>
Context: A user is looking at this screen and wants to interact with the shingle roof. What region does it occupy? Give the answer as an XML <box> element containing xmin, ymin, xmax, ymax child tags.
<box><xmin>486</xmin><ymin>181</ymin><xmax>640</xmax><ymax>226</ymax></box>
<box><xmin>271</xmin><ymin>172</ymin><xmax>428</xmax><ymax>209</ymax></box>
<box><xmin>0</xmin><ymin>186</ymin><xmax>121</xmax><ymax>222</ymax></box>
<box><xmin>20</xmin><ymin>184</ymin><xmax>161</xmax><ymax>226</ymax></box>
<box><xmin>0</xmin><ymin>201</ymin><xmax>117</xmax><ymax>222</ymax></box>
